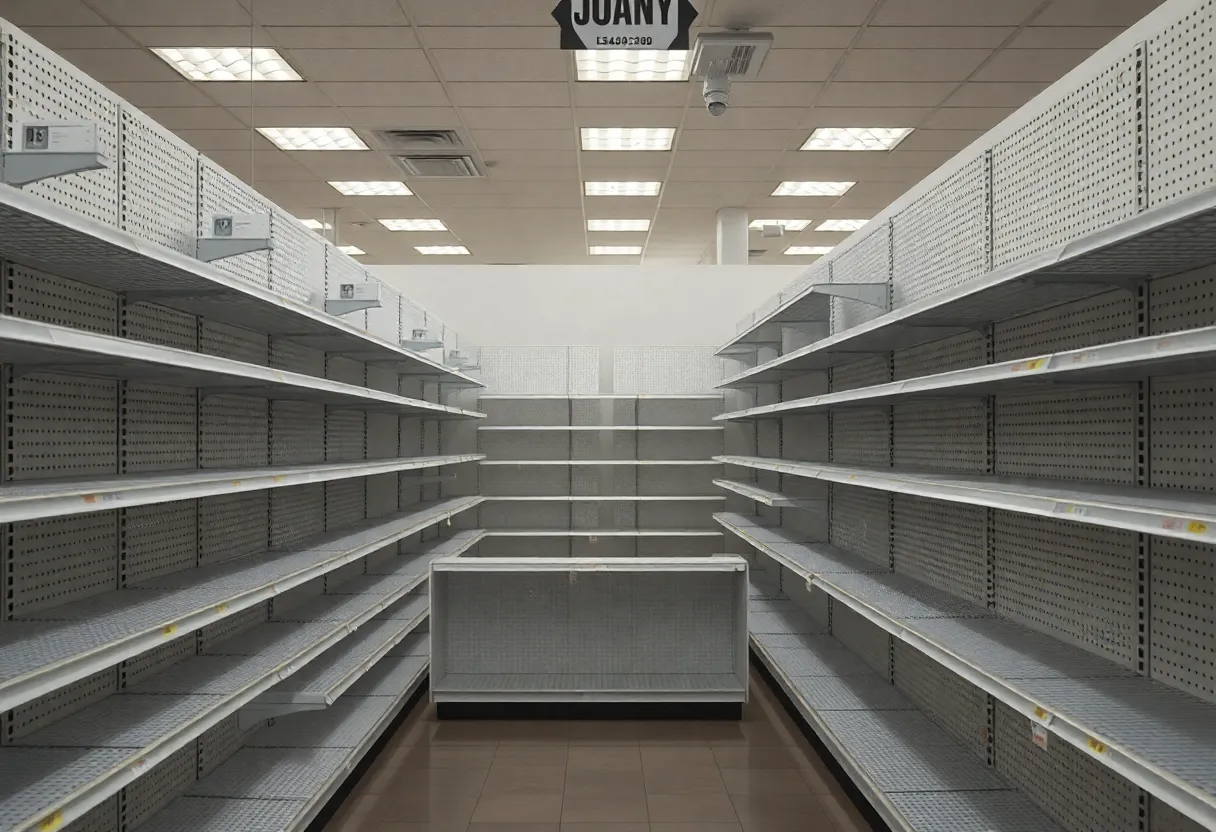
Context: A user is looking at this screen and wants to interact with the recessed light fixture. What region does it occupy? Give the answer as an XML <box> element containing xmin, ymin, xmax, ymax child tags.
<box><xmin>415</xmin><ymin>245</ymin><xmax>470</xmax><ymax>255</ymax></box>
<box><xmin>816</xmin><ymin>219</ymin><xmax>870</xmax><ymax>232</ymax></box>
<box><xmin>587</xmin><ymin>219</ymin><xmax>651</xmax><ymax>232</ymax></box>
<box><xmin>590</xmin><ymin>246</ymin><xmax>643</xmax><ymax>255</ymax></box>
<box><xmin>785</xmin><ymin>246</ymin><xmax>834</xmax><ymax>256</ymax></box>
<box><xmin>328</xmin><ymin>181</ymin><xmax>412</xmax><ymax>197</ymax></box>
<box><xmin>801</xmin><ymin>127</ymin><xmax>914</xmax><ymax>151</ymax></box>
<box><xmin>748</xmin><ymin>219</ymin><xmax>811</xmax><ymax>232</ymax></box>
<box><xmin>772</xmin><ymin>181</ymin><xmax>855</xmax><ymax>197</ymax></box>
<box><xmin>585</xmin><ymin>181</ymin><xmax>662</xmax><ymax>197</ymax></box>
<box><xmin>258</xmin><ymin>127</ymin><xmax>367</xmax><ymax>151</ymax></box>
<box><xmin>300</xmin><ymin>218</ymin><xmax>332</xmax><ymax>231</ymax></box>
<box><xmin>575</xmin><ymin>49</ymin><xmax>690</xmax><ymax>81</ymax></box>
<box><xmin>378</xmin><ymin>219</ymin><xmax>448</xmax><ymax>231</ymax></box>
<box><xmin>338</xmin><ymin>245</ymin><xmax>366</xmax><ymax>256</ymax></box>
<box><xmin>151</xmin><ymin>47</ymin><xmax>302</xmax><ymax>81</ymax></box>
<box><xmin>581</xmin><ymin>128</ymin><xmax>675</xmax><ymax>151</ymax></box>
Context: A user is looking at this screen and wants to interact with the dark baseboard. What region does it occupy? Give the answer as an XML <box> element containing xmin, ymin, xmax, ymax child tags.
<box><xmin>436</xmin><ymin>700</ymin><xmax>743</xmax><ymax>721</ymax></box>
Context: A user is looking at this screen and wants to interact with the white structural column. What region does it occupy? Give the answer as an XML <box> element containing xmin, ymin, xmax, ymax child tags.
<box><xmin>716</xmin><ymin>208</ymin><xmax>748</xmax><ymax>266</ymax></box>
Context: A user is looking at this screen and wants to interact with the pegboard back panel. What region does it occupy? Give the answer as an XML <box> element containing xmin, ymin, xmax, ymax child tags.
<box><xmin>328</xmin><ymin>356</ymin><xmax>367</xmax><ymax>387</ymax></box>
<box><xmin>270</xmin><ymin>400</ymin><xmax>325</xmax><ymax>466</ymax></box>
<box><xmin>476</xmin><ymin>536</ymin><xmax>570</xmax><ymax>557</ymax></box>
<box><xmin>1150</xmin><ymin>372</ymin><xmax>1216</xmax><ymax>492</ymax></box>
<box><xmin>830</xmin><ymin>223</ymin><xmax>891</xmax><ymax>334</ymax></box>
<box><xmin>270</xmin><ymin>484</ymin><xmax>325</xmax><ymax>551</ymax></box>
<box><xmin>572</xmin><ymin>398</ymin><xmax>635</xmax><ymax>426</ymax></box>
<box><xmin>197</xmin><ymin>157</ymin><xmax>270</xmax><ymax>289</ymax></box>
<box><xmin>3</xmin><ymin>667</ymin><xmax>115</xmax><ymax>742</ymax></box>
<box><xmin>831</xmin><ymin>603</ymin><xmax>891</xmax><ymax>680</ymax></box>
<box><xmin>269</xmin><ymin>337</ymin><xmax>325</xmax><ymax>378</ymax></box>
<box><xmin>198</xmin><ymin>713</ymin><xmax>261</xmax><ymax>778</ymax></box>
<box><xmin>831</xmin><ymin>355</ymin><xmax>891</xmax><ymax>393</ymax></box>
<box><xmin>637</xmin><ymin>398</ymin><xmax>721</xmax><ymax>426</ymax></box>
<box><xmin>269</xmin><ymin>208</ymin><xmax>324</xmax><ymax>305</ymax></box>
<box><xmin>1148</xmin><ymin>263</ymin><xmax>1216</xmax><ymax>335</ymax></box>
<box><xmin>892</xmin><ymin>495</ymin><xmax>988</xmax><ymax>607</ymax></box>
<box><xmin>64</xmin><ymin>795</ymin><xmax>117</xmax><ymax>832</ymax></box>
<box><xmin>197</xmin><ymin>602</ymin><xmax>267</xmax><ymax>653</ymax></box>
<box><xmin>482</xmin><ymin>432</ymin><xmax>573</xmax><ymax>461</ymax></box>
<box><xmin>571</xmin><ymin>536</ymin><xmax>638</xmax><ymax>557</ymax></box>
<box><xmin>4</xmin><ymin>263</ymin><xmax>117</xmax><ymax>333</ymax></box>
<box><xmin>993</xmin><ymin>701</ymin><xmax>1141</xmax><ymax>832</ymax></box>
<box><xmin>1150</xmin><ymin>538</ymin><xmax>1216</xmax><ymax>704</ymax></box>
<box><xmin>893</xmin><ymin>330</ymin><xmax>987</xmax><ymax>381</ymax></box>
<box><xmin>892</xmin><ymin>156</ymin><xmax>990</xmax><ymax>307</ymax></box>
<box><xmin>1147</xmin><ymin>1</ymin><xmax>1216</xmax><ymax>208</ymax></box>
<box><xmin>993</xmin><ymin>290</ymin><xmax>1137</xmax><ymax>361</ymax></box>
<box><xmin>121</xmin><ymin>501</ymin><xmax>198</xmax><ymax>585</ymax></box>
<box><xmin>992</xmin><ymin>511</ymin><xmax>1138</xmax><ymax>667</ymax></box>
<box><xmin>367</xmin><ymin>412</ymin><xmax>399</xmax><ymax>460</ymax></box>
<box><xmin>638</xmin><ymin>501</ymin><xmax>716</xmax><ymax>529</ymax></box>
<box><xmin>892</xmin><ymin>640</ymin><xmax>988</xmax><ymax>759</ymax></box>
<box><xmin>325</xmin><ymin>478</ymin><xmax>366</xmax><ymax>531</ymax></box>
<box><xmin>481</xmin><ymin>398</ymin><xmax>571</xmax><ymax>427</ymax></box>
<box><xmin>366</xmin><ymin>472</ymin><xmax>400</xmax><ymax>519</ymax></box>
<box><xmin>7</xmin><ymin>513</ymin><xmax>117</xmax><ymax>616</ymax></box>
<box><xmin>366</xmin><ymin>281</ymin><xmax>401</xmax><ymax>345</ymax></box>
<box><xmin>1</xmin><ymin>25</ymin><xmax>120</xmax><ymax>226</ymax></box>
<box><xmin>637</xmin><ymin>431</ymin><xmax>721</xmax><ymax>461</ymax></box>
<box><xmin>198</xmin><ymin>320</ymin><xmax>268</xmax><ymax>366</ymax></box>
<box><xmin>571</xmin><ymin>464</ymin><xmax>637</xmax><ymax>497</ymax></box>
<box><xmin>636</xmin><ymin>536</ymin><xmax>721</xmax><ymax>557</ymax></box>
<box><xmin>198</xmin><ymin>492</ymin><xmax>267</xmax><ymax>567</ymax></box>
<box><xmin>121</xmin><ymin>743</ymin><xmax>197</xmax><ymax>830</ymax></box>
<box><xmin>200</xmin><ymin>396</ymin><xmax>268</xmax><ymax>469</ymax></box>
<box><xmin>121</xmin><ymin>382</ymin><xmax>197</xmax><ymax>473</ymax></box>
<box><xmin>573</xmin><ymin>500</ymin><xmax>631</xmax><ymax>530</ymax></box>
<box><xmin>478</xmin><ymin>346</ymin><xmax>599</xmax><ymax>394</ymax></box>
<box><xmin>325</xmin><ymin>409</ymin><xmax>366</xmax><ymax>464</ymax></box>
<box><xmin>638</xmin><ymin>465</ymin><xmax>720</xmax><ymax>497</ymax></box>
<box><xmin>481</xmin><ymin>465</ymin><xmax>569</xmax><ymax>497</ymax></box>
<box><xmin>613</xmin><ymin>347</ymin><xmax>724</xmax><ymax>395</ymax></box>
<box><xmin>830</xmin><ymin>484</ymin><xmax>891</xmax><ymax>568</ymax></box>
<box><xmin>119</xmin><ymin>107</ymin><xmax>198</xmax><ymax>255</ymax></box>
<box><xmin>990</xmin><ymin>49</ymin><xmax>1138</xmax><ymax>268</ymax></box>
<box><xmin>121</xmin><ymin>301</ymin><xmax>197</xmax><ymax>351</ymax></box>
<box><xmin>830</xmin><ymin>409</ymin><xmax>890</xmax><ymax>468</ymax></box>
<box><xmin>481</xmin><ymin>501</ymin><xmax>569</xmax><ymax>529</ymax></box>
<box><xmin>1151</xmin><ymin>798</ymin><xmax>1211</xmax><ymax>832</ymax></box>
<box><xmin>6</xmin><ymin>372</ymin><xmax>118</xmax><ymax>481</ymax></box>
<box><xmin>118</xmin><ymin>636</ymin><xmax>195</xmax><ymax>688</ymax></box>
<box><xmin>367</xmin><ymin>365</ymin><xmax>399</xmax><ymax>396</ymax></box>
<box><xmin>893</xmin><ymin>401</ymin><xmax>988</xmax><ymax>473</ymax></box>
<box><xmin>993</xmin><ymin>386</ymin><xmax>1137</xmax><ymax>484</ymax></box>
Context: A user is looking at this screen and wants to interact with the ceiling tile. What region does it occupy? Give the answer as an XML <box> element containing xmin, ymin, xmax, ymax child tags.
<box><xmin>120</xmin><ymin>25</ymin><xmax>274</xmax><ymax>46</ymax></box>
<box><xmin>479</xmin><ymin>150</ymin><xmax>579</xmax><ymax>168</ymax></box>
<box><xmin>770</xmin><ymin>27</ymin><xmax>860</xmax><ymax>48</ymax></box>
<box><xmin>462</xmin><ymin>107</ymin><xmax>574</xmax><ymax>130</ymax></box>
<box><xmin>174</xmin><ymin>129</ymin><xmax>278</xmax><ymax>151</ymax></box>
<box><xmin>341</xmin><ymin>107</ymin><xmax>461</xmax><ymax>128</ymax></box>
<box><xmin>1</xmin><ymin>0</ymin><xmax>108</xmax><ymax>26</ymax></box>
<box><xmin>282</xmin><ymin>49</ymin><xmax>436</xmax><ymax>83</ymax></box>
<box><xmin>918</xmin><ymin>107</ymin><xmax>1016</xmax><ymax>130</ymax></box>
<box><xmin>817</xmin><ymin>82</ymin><xmax>958</xmax><ymax>107</ymax></box>
<box><xmin>682</xmin><ymin>107</ymin><xmax>809</xmax><ymax>131</ymax></box>
<box><xmin>287</xmin><ymin>151</ymin><xmax>401</xmax><ymax>177</ymax></box>
<box><xmin>855</xmin><ymin>26</ymin><xmax>1016</xmax><ymax>49</ymax></box>
<box><xmin>200</xmin><ymin>82</ymin><xmax>336</xmax><ymax>108</ymax></box>
<box><xmin>803</xmin><ymin>107</ymin><xmax>933</xmax><ymax>127</ymax></box>
<box><xmin>415</xmin><ymin>27</ymin><xmax>554</xmax><ymax>49</ymax></box>
<box><xmin>1008</xmin><ymin>26</ymin><xmax>1127</xmax><ymax>48</ymax></box>
<box><xmin>264</xmin><ymin>26</ymin><xmax>418</xmax><ymax>48</ymax></box>
<box><xmin>579</xmin><ymin>196</ymin><xmax>660</xmax><ymax>213</ymax></box>
<box><xmin>893</xmin><ymin>129</ymin><xmax>988</xmax><ymax>152</ymax></box>
<box><xmin>663</xmin><ymin>182</ymin><xmax>768</xmax><ymax>206</ymax></box>
<box><xmin>666</xmin><ymin>167</ymin><xmax>776</xmax><ymax>182</ymax></box>
<box><xmin>728</xmin><ymin>82</ymin><xmax>821</xmax><ymax>108</ymax></box>
<box><xmin>87</xmin><ymin>0</ymin><xmax>251</xmax><ymax>25</ymax></box>
<box><xmin>573</xmin><ymin>82</ymin><xmax>693</xmax><ymax>108</ymax></box>
<box><xmin>579</xmin><ymin>163</ymin><xmax>669</xmax><ymax>179</ymax></box>
<box><xmin>756</xmin><ymin>49</ymin><xmax>846</xmax><ymax>82</ymax></box>
<box><xmin>678</xmin><ymin>130</ymin><xmax>802</xmax><ymax>151</ymax></box>
<box><xmin>227</xmin><ymin>106</ymin><xmax>347</xmax><ymax>127</ymax></box>
<box><xmin>107</xmin><ymin>80</ymin><xmax>216</xmax><ymax>107</ymax></box>
<box><xmin>23</xmin><ymin>26</ymin><xmax>135</xmax><ymax>49</ymax></box>
<box><xmin>504</xmin><ymin>192</ymin><xmax>583</xmax><ymax>208</ymax></box>
<box><xmin>432</xmin><ymin>49</ymin><xmax>568</xmax><ymax>82</ymax></box>
<box><xmin>575</xmin><ymin>108</ymin><xmax>684</xmax><ymax>129</ymax></box>
<box><xmin>407</xmin><ymin>179</ymin><xmax>500</xmax><ymax>194</ymax></box>
<box><xmin>489</xmin><ymin>166</ymin><xmax>581</xmax><ymax>181</ymax></box>
<box><xmin>403</xmin><ymin>0</ymin><xmax>560</xmax><ymax>26</ymax></box>
<box><xmin>874</xmin><ymin>0</ymin><xmax>1043</xmax><ymax>25</ymax></box>
<box><xmin>671</xmin><ymin>150</ymin><xmax>786</xmax><ymax>168</ymax></box>
<box><xmin>246</xmin><ymin>0</ymin><xmax>408</xmax><ymax>25</ymax></box>
<box><xmin>710</xmin><ymin>0</ymin><xmax>879</xmax><ymax>27</ymax></box>
<box><xmin>57</xmin><ymin>47</ymin><xmax>182</xmax><ymax>83</ymax></box>
<box><xmin>200</xmin><ymin>149</ymin><xmax>312</xmax><ymax>179</ymax></box>
<box><xmin>972</xmin><ymin>48</ymin><xmax>1095</xmax><ymax>82</ymax></box>
<box><xmin>142</xmin><ymin>106</ymin><xmax>249</xmax><ymax>130</ymax></box>
<box><xmin>1033</xmin><ymin>0</ymin><xmax>1166</xmax><ymax>26</ymax></box>
<box><xmin>830</xmin><ymin>181</ymin><xmax>916</xmax><ymax>207</ymax></box>
<box><xmin>315</xmin><ymin>82</ymin><xmax>449</xmax><ymax>107</ymax></box>
<box><xmin>448</xmin><ymin>83</ymin><xmax>570</xmax><ymax>107</ymax></box>
<box><xmin>944</xmin><ymin>81</ymin><xmax>1050</xmax><ymax>107</ymax></box>
<box><xmin>472</xmin><ymin>129</ymin><xmax>577</xmax><ymax>151</ymax></box>
<box><xmin>834</xmin><ymin>48</ymin><xmax>992</xmax><ymax>82</ymax></box>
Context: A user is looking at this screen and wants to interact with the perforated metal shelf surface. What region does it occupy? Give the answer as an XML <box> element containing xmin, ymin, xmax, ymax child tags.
<box><xmin>713</xmin><ymin>479</ymin><xmax>827</xmax><ymax>509</ymax></box>
<box><xmin>728</xmin><ymin>519</ymin><xmax>1216</xmax><ymax>827</ymax></box>
<box><xmin>484</xmin><ymin>495</ymin><xmax>725</xmax><ymax>502</ymax></box>
<box><xmin>748</xmin><ymin>591</ymin><xmax>1065</xmax><ymax>832</ymax></box>
<box><xmin>480</xmin><ymin>528</ymin><xmax>724</xmax><ymax>538</ymax></box>
<box><xmin>477</xmin><ymin>394</ymin><xmax>724</xmax><ymax>400</ymax></box>
<box><xmin>0</xmin><ymin>181</ymin><xmax>482</xmax><ymax>386</ymax></box>
<box><xmin>723</xmin><ymin>188</ymin><xmax>1216</xmax><ymax>386</ymax></box>
<box><xmin>432</xmin><ymin>673</ymin><xmax>745</xmax><ymax>702</ymax></box>
<box><xmin>0</xmin><ymin>455</ymin><xmax>484</xmax><ymax>524</ymax></box>
<box><xmin>477</xmin><ymin>425</ymin><xmax>723</xmax><ymax>431</ymax></box>
<box><xmin>720</xmin><ymin>325</ymin><xmax>1216</xmax><ymax>420</ymax></box>
<box><xmin>480</xmin><ymin>459</ymin><xmax>722</xmax><ymax>466</ymax></box>
<box><xmin>431</xmin><ymin>555</ymin><xmax>747</xmax><ymax>573</ymax></box>
<box><xmin>716</xmin><ymin>456</ymin><xmax>1216</xmax><ymax>544</ymax></box>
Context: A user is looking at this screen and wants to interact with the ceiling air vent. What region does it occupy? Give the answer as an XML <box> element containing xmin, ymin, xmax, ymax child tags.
<box><xmin>748</xmin><ymin>249</ymin><xmax>766</xmax><ymax>258</ymax></box>
<box><xmin>374</xmin><ymin>129</ymin><xmax>461</xmax><ymax>150</ymax></box>
<box><xmin>690</xmin><ymin>32</ymin><xmax>774</xmax><ymax>80</ymax></box>
<box><xmin>393</xmin><ymin>154</ymin><xmax>483</xmax><ymax>178</ymax></box>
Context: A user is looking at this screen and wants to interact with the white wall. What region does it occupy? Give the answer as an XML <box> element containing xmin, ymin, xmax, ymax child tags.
<box><xmin>372</xmin><ymin>265</ymin><xmax>805</xmax><ymax>347</ymax></box>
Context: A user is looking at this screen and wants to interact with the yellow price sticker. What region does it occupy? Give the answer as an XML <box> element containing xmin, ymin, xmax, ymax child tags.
<box><xmin>215</xmin><ymin>603</ymin><xmax>229</xmax><ymax>614</ymax></box>
<box><xmin>1033</xmin><ymin>706</ymin><xmax>1048</xmax><ymax>720</ymax></box>
<box><xmin>1087</xmin><ymin>737</ymin><xmax>1107</xmax><ymax>755</ymax></box>
<box><xmin>1189</xmin><ymin>521</ymin><xmax>1208</xmax><ymax>534</ymax></box>
<box><xmin>162</xmin><ymin>624</ymin><xmax>178</xmax><ymax>637</ymax></box>
<box><xmin>40</xmin><ymin>812</ymin><xmax>62</xmax><ymax>831</ymax></box>
<box><xmin>1013</xmin><ymin>358</ymin><xmax>1047</xmax><ymax>372</ymax></box>
<box><xmin>231</xmin><ymin>480</ymin><xmax>242</xmax><ymax>487</ymax></box>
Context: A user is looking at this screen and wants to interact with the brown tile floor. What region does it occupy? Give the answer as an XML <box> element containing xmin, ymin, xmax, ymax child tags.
<box><xmin>323</xmin><ymin>670</ymin><xmax>874</xmax><ymax>832</ymax></box>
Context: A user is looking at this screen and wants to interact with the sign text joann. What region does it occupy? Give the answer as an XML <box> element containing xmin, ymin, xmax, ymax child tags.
<box><xmin>552</xmin><ymin>0</ymin><xmax>698</xmax><ymax>50</ymax></box>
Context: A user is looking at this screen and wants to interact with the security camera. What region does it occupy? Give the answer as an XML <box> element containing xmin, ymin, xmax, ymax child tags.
<box><xmin>703</xmin><ymin>73</ymin><xmax>730</xmax><ymax>116</ymax></box>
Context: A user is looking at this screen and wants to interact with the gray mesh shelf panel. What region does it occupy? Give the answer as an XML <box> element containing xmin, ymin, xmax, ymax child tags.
<box><xmin>268</xmin><ymin>613</ymin><xmax>423</xmax><ymax>698</ymax></box>
<box><xmin>830</xmin><ymin>225</ymin><xmax>891</xmax><ymax>334</ymax></box>
<box><xmin>832</xmin><ymin>355</ymin><xmax>891</xmax><ymax>392</ymax></box>
<box><xmin>830</xmin><ymin>484</ymin><xmax>891</xmax><ymax>568</ymax></box>
<box><xmin>0</xmin><ymin>747</ymin><xmax>131</xmax><ymax>830</ymax></box>
<box><xmin>849</xmin><ymin>741</ymin><xmax>1009</xmax><ymax>792</ymax></box>
<box><xmin>12</xmin><ymin>693</ymin><xmax>222</xmax><ymax>747</ymax></box>
<box><xmin>121</xmin><ymin>301</ymin><xmax>197</xmax><ymax>351</ymax></box>
<box><xmin>759</xmin><ymin>644</ymin><xmax>876</xmax><ymax>678</ymax></box>
<box><xmin>249</xmin><ymin>696</ymin><xmax>394</xmax><ymax>748</ymax></box>
<box><xmin>121</xmin><ymin>384</ymin><xmax>197</xmax><ymax>474</ymax></box>
<box><xmin>888</xmin><ymin>791</ymin><xmax>1065</xmax><ymax>832</ymax></box>
<box><xmin>7</xmin><ymin>513</ymin><xmax>119</xmax><ymax>617</ymax></box>
<box><xmin>345</xmin><ymin>654</ymin><xmax>428</xmax><ymax>697</ymax></box>
<box><xmin>203</xmin><ymin>621</ymin><xmax>336</xmax><ymax>657</ymax></box>
<box><xmin>7</xmin><ymin>373</ymin><xmax>119</xmax><ymax>482</ymax></box>
<box><xmin>830</xmin><ymin>409</ymin><xmax>891</xmax><ymax>468</ymax></box>
<box><xmin>124</xmin><ymin>652</ymin><xmax>297</xmax><ymax>695</ymax></box>
<box><xmin>136</xmin><ymin>797</ymin><xmax>304</xmax><ymax>832</ymax></box>
<box><xmin>477</xmin><ymin>346</ymin><xmax>598</xmax><ymax>394</ymax></box>
<box><xmin>822</xmin><ymin>709</ymin><xmax>965</xmax><ymax>750</ymax></box>
<box><xmin>827</xmin><ymin>571</ymin><xmax>997</xmax><ymax>620</ymax></box>
<box><xmin>750</xmin><ymin>611</ymin><xmax>823</xmax><ymax>636</ymax></box>
<box><xmin>892</xmin><ymin>496</ymin><xmax>988</xmax><ymax>607</ymax></box>
<box><xmin>893</xmin><ymin>641</ymin><xmax>990</xmax><ymax>759</ymax></box>
<box><xmin>186</xmin><ymin>747</ymin><xmax>351</xmax><ymax>799</ymax></box>
<box><xmin>788</xmin><ymin>674</ymin><xmax>914</xmax><ymax>711</ymax></box>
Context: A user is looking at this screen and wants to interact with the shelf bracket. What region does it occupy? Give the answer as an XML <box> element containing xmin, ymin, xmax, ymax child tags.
<box><xmin>812</xmin><ymin>282</ymin><xmax>890</xmax><ymax>311</ymax></box>
<box><xmin>0</xmin><ymin>151</ymin><xmax>109</xmax><ymax>186</ymax></box>
<box><xmin>196</xmin><ymin>237</ymin><xmax>273</xmax><ymax>262</ymax></box>
<box><xmin>402</xmin><ymin>339</ymin><xmax>445</xmax><ymax>351</ymax></box>
<box><xmin>325</xmin><ymin>298</ymin><xmax>380</xmax><ymax>316</ymax></box>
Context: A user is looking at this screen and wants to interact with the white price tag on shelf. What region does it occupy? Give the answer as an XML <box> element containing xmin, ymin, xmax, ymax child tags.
<box><xmin>1052</xmin><ymin>503</ymin><xmax>1088</xmax><ymax>517</ymax></box>
<box><xmin>1031</xmin><ymin>724</ymin><xmax>1050</xmax><ymax>749</ymax></box>
<box><xmin>1161</xmin><ymin>517</ymin><xmax>1208</xmax><ymax>535</ymax></box>
<box><xmin>1010</xmin><ymin>358</ymin><xmax>1048</xmax><ymax>373</ymax></box>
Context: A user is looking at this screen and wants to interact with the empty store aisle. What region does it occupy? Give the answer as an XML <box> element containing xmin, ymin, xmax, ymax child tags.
<box><xmin>322</xmin><ymin>670</ymin><xmax>873</xmax><ymax>831</ymax></box>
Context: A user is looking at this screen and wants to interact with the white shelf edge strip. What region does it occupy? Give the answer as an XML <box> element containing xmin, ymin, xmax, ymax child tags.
<box><xmin>432</xmin><ymin>556</ymin><xmax>748</xmax><ymax>572</ymax></box>
<box><xmin>477</xmin><ymin>394</ymin><xmax>724</xmax><ymax>400</ymax></box>
<box><xmin>0</xmin><ymin>504</ymin><xmax>482</xmax><ymax>713</ymax></box>
<box><xmin>0</xmin><ymin>315</ymin><xmax>484</xmax><ymax>419</ymax></box>
<box><xmin>725</xmin><ymin>517</ymin><xmax>1216</xmax><ymax>829</ymax></box>
<box><xmin>713</xmin><ymin>479</ymin><xmax>826</xmax><ymax>508</ymax></box>
<box><xmin>0</xmin><ymin>454</ymin><xmax>484</xmax><ymax>524</ymax></box>
<box><xmin>481</xmin><ymin>529</ymin><xmax>724</xmax><ymax>537</ymax></box>
<box><xmin>714</xmin><ymin>456</ymin><xmax>1216</xmax><ymax>545</ymax></box>
<box><xmin>718</xmin><ymin>325</ymin><xmax>1216</xmax><ymax>421</ymax></box>
<box><xmin>0</xmin><ymin>181</ymin><xmax>482</xmax><ymax>387</ymax></box>
<box><xmin>479</xmin><ymin>460</ymin><xmax>722</xmax><ymax>466</ymax></box>
<box><xmin>478</xmin><ymin>425</ymin><xmax>723</xmax><ymax>431</ymax></box>
<box><xmin>482</xmin><ymin>496</ymin><xmax>724</xmax><ymax>502</ymax></box>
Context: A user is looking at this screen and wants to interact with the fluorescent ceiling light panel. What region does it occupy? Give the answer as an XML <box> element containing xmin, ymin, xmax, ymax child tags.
<box><xmin>801</xmin><ymin>127</ymin><xmax>914</xmax><ymax>151</ymax></box>
<box><xmin>772</xmin><ymin>181</ymin><xmax>854</xmax><ymax>197</ymax></box>
<box><xmin>816</xmin><ymin>219</ymin><xmax>869</xmax><ymax>232</ymax></box>
<box><xmin>785</xmin><ymin>246</ymin><xmax>834</xmax><ymax>256</ymax></box>
<box><xmin>338</xmin><ymin>245</ymin><xmax>365</xmax><ymax>256</ymax></box>
<box><xmin>378</xmin><ymin>218</ymin><xmax>448</xmax><ymax>231</ymax></box>
<box><xmin>575</xmin><ymin>49</ymin><xmax>690</xmax><ymax>81</ymax></box>
<box><xmin>748</xmin><ymin>219</ymin><xmax>810</xmax><ymax>232</ymax></box>
<box><xmin>300</xmin><ymin>219</ymin><xmax>331</xmax><ymax>230</ymax></box>
<box><xmin>581</xmin><ymin>127</ymin><xmax>675</xmax><ymax>151</ymax></box>
<box><xmin>258</xmin><ymin>127</ymin><xmax>367</xmax><ymax>151</ymax></box>
<box><xmin>328</xmin><ymin>181</ymin><xmax>412</xmax><ymax>196</ymax></box>
<box><xmin>590</xmin><ymin>245</ymin><xmax>643</xmax><ymax>255</ymax></box>
<box><xmin>587</xmin><ymin>219</ymin><xmax>651</xmax><ymax>232</ymax></box>
<box><xmin>415</xmin><ymin>245</ymin><xmax>470</xmax><ymax>255</ymax></box>
<box><xmin>585</xmin><ymin>181</ymin><xmax>662</xmax><ymax>197</ymax></box>
<box><xmin>151</xmin><ymin>47</ymin><xmax>302</xmax><ymax>81</ymax></box>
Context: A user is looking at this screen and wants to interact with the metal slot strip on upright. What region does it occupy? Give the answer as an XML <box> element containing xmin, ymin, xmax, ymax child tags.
<box><xmin>0</xmin><ymin>183</ymin><xmax>481</xmax><ymax>387</ymax></box>
<box><xmin>0</xmin><ymin>519</ymin><xmax>481</xmax><ymax>714</ymax></box>
<box><xmin>713</xmin><ymin>479</ymin><xmax>826</xmax><ymax>509</ymax></box>
<box><xmin>715</xmin><ymin>456</ymin><xmax>1216</xmax><ymax>544</ymax></box>
<box><xmin>748</xmin><ymin>589</ymin><xmax>1065</xmax><ymax>832</ymax></box>
<box><xmin>140</xmin><ymin>640</ymin><xmax>430</xmax><ymax>832</ymax></box>
<box><xmin>0</xmin><ymin>557</ymin><xmax>440</xmax><ymax>832</ymax></box>
<box><xmin>0</xmin><ymin>315</ymin><xmax>484</xmax><ymax>417</ymax></box>
<box><xmin>719</xmin><ymin>189</ymin><xmax>1216</xmax><ymax>388</ymax></box>
<box><xmin>719</xmin><ymin>325</ymin><xmax>1216</xmax><ymax>420</ymax></box>
<box><xmin>0</xmin><ymin>455</ymin><xmax>484</xmax><ymax>524</ymax></box>
<box><xmin>727</xmin><ymin>516</ymin><xmax>1216</xmax><ymax>828</ymax></box>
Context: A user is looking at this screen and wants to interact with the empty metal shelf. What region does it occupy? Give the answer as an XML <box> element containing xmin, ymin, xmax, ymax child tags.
<box><xmin>481</xmin><ymin>528</ymin><xmax>724</xmax><ymax>537</ymax></box>
<box><xmin>477</xmin><ymin>394</ymin><xmax>724</xmax><ymax>400</ymax></box>
<box><xmin>718</xmin><ymin>282</ymin><xmax>887</xmax><ymax>355</ymax></box>
<box><xmin>477</xmin><ymin>425</ymin><xmax>724</xmax><ymax>431</ymax></box>
<box><xmin>714</xmin><ymin>479</ymin><xmax>826</xmax><ymax>509</ymax></box>
<box><xmin>484</xmin><ymin>495</ymin><xmax>724</xmax><ymax>502</ymax></box>
<box><xmin>480</xmin><ymin>459</ymin><xmax>722</xmax><ymax>466</ymax></box>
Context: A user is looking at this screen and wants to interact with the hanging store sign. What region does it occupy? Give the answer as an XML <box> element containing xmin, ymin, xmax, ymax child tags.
<box><xmin>552</xmin><ymin>0</ymin><xmax>698</xmax><ymax>50</ymax></box>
